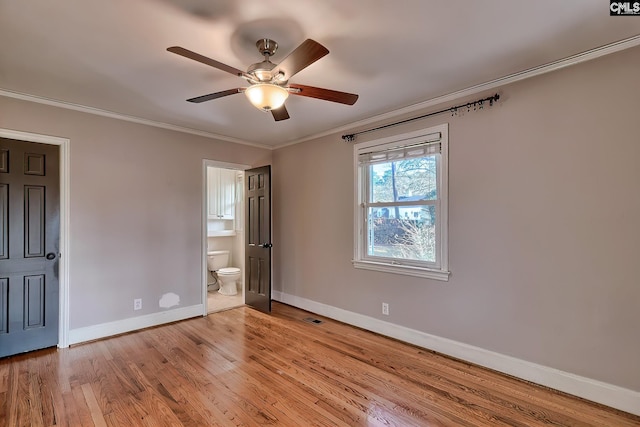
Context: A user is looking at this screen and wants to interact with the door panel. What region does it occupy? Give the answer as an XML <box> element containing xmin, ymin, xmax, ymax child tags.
<box><xmin>24</xmin><ymin>274</ymin><xmax>45</xmax><ymax>329</ymax></box>
<box><xmin>25</xmin><ymin>185</ymin><xmax>46</xmax><ymax>257</ymax></box>
<box><xmin>0</xmin><ymin>184</ymin><xmax>7</xmax><ymax>259</ymax></box>
<box><xmin>0</xmin><ymin>137</ymin><xmax>60</xmax><ymax>358</ymax></box>
<box><xmin>245</xmin><ymin>165</ymin><xmax>271</xmax><ymax>313</ymax></box>
<box><xmin>0</xmin><ymin>278</ymin><xmax>7</xmax><ymax>333</ymax></box>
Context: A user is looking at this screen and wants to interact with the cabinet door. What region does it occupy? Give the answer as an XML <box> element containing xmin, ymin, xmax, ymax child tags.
<box><xmin>219</xmin><ymin>169</ymin><xmax>236</xmax><ymax>219</ymax></box>
<box><xmin>207</xmin><ymin>168</ymin><xmax>220</xmax><ymax>218</ymax></box>
<box><xmin>234</xmin><ymin>172</ymin><xmax>244</xmax><ymax>231</ymax></box>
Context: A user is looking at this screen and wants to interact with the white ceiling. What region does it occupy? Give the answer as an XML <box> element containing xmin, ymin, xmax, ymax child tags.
<box><xmin>1</xmin><ymin>1</ymin><xmax>639</xmax><ymax>148</ymax></box>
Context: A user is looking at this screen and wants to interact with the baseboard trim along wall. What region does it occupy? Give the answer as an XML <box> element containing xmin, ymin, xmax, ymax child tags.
<box><xmin>272</xmin><ymin>291</ymin><xmax>640</xmax><ymax>417</ymax></box>
<box><xmin>67</xmin><ymin>304</ymin><xmax>204</xmax><ymax>346</ymax></box>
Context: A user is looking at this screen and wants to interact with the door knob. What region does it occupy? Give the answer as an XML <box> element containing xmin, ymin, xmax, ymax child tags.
<box><xmin>261</xmin><ymin>243</ymin><xmax>273</xmax><ymax>248</ymax></box>
<box><xmin>46</xmin><ymin>252</ymin><xmax>57</xmax><ymax>260</ymax></box>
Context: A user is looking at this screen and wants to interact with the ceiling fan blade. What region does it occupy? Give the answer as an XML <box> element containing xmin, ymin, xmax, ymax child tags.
<box><xmin>187</xmin><ymin>88</ymin><xmax>242</xmax><ymax>103</ymax></box>
<box><xmin>167</xmin><ymin>46</ymin><xmax>245</xmax><ymax>77</ymax></box>
<box><xmin>271</xmin><ymin>39</ymin><xmax>329</xmax><ymax>79</ymax></box>
<box><xmin>271</xmin><ymin>105</ymin><xmax>290</xmax><ymax>121</ymax></box>
<box><xmin>289</xmin><ymin>84</ymin><xmax>359</xmax><ymax>105</ymax></box>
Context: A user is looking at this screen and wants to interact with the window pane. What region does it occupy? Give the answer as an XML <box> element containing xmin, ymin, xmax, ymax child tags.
<box><xmin>368</xmin><ymin>207</ymin><xmax>436</xmax><ymax>263</ymax></box>
<box><xmin>369</xmin><ymin>156</ymin><xmax>437</xmax><ymax>203</ymax></box>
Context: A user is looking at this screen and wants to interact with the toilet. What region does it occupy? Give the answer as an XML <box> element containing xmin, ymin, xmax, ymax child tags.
<box><xmin>207</xmin><ymin>250</ymin><xmax>241</xmax><ymax>295</ymax></box>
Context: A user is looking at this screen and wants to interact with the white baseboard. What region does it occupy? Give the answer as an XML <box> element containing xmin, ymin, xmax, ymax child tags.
<box><xmin>67</xmin><ymin>304</ymin><xmax>204</xmax><ymax>346</ymax></box>
<box><xmin>273</xmin><ymin>291</ymin><xmax>640</xmax><ymax>416</ymax></box>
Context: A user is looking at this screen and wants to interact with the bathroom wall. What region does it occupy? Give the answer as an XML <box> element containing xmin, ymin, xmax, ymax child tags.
<box><xmin>207</xmin><ymin>236</ymin><xmax>236</xmax><ymax>252</ymax></box>
<box><xmin>232</xmin><ymin>171</ymin><xmax>245</xmax><ymax>283</ymax></box>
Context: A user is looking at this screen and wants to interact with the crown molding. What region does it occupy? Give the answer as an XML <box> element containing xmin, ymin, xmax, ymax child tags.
<box><xmin>0</xmin><ymin>89</ymin><xmax>274</xmax><ymax>150</ymax></box>
<box><xmin>277</xmin><ymin>34</ymin><xmax>640</xmax><ymax>149</ymax></box>
<box><xmin>2</xmin><ymin>35</ymin><xmax>639</xmax><ymax>151</ymax></box>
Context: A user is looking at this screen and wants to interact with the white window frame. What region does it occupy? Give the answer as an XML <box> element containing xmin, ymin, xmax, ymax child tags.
<box><xmin>353</xmin><ymin>123</ymin><xmax>450</xmax><ymax>281</ymax></box>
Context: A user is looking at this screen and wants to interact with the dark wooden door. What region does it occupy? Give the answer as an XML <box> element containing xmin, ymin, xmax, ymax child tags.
<box><xmin>0</xmin><ymin>137</ymin><xmax>60</xmax><ymax>358</ymax></box>
<box><xmin>245</xmin><ymin>165</ymin><xmax>271</xmax><ymax>313</ymax></box>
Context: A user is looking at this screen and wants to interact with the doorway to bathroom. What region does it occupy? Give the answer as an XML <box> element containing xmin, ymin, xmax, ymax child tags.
<box><xmin>203</xmin><ymin>160</ymin><xmax>247</xmax><ymax>313</ymax></box>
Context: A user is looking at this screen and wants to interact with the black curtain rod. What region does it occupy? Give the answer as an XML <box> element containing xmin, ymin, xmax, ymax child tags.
<box><xmin>342</xmin><ymin>93</ymin><xmax>500</xmax><ymax>142</ymax></box>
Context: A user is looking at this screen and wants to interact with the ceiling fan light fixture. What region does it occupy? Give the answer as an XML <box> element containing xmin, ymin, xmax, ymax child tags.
<box><xmin>245</xmin><ymin>84</ymin><xmax>289</xmax><ymax>111</ymax></box>
<box><xmin>168</xmin><ymin>38</ymin><xmax>357</xmax><ymax>121</ymax></box>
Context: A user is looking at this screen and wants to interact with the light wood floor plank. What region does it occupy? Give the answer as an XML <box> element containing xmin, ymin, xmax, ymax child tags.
<box><xmin>70</xmin><ymin>383</ymin><xmax>96</xmax><ymax>426</ymax></box>
<box><xmin>80</xmin><ymin>383</ymin><xmax>107</xmax><ymax>427</ymax></box>
<box><xmin>1</xmin><ymin>302</ymin><xmax>639</xmax><ymax>426</ymax></box>
<box><xmin>59</xmin><ymin>387</ymin><xmax>83</xmax><ymax>427</ymax></box>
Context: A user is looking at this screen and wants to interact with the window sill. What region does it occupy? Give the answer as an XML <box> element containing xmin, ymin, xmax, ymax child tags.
<box><xmin>352</xmin><ymin>260</ymin><xmax>450</xmax><ymax>281</ymax></box>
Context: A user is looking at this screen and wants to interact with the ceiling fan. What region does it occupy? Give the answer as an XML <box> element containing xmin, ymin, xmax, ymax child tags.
<box><xmin>167</xmin><ymin>38</ymin><xmax>359</xmax><ymax>121</ymax></box>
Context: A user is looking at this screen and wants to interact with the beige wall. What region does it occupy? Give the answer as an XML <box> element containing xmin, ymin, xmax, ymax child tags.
<box><xmin>272</xmin><ymin>45</ymin><xmax>640</xmax><ymax>392</ymax></box>
<box><xmin>0</xmin><ymin>97</ymin><xmax>271</xmax><ymax>329</ymax></box>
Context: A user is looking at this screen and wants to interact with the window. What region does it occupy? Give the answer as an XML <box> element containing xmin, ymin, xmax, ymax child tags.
<box><xmin>353</xmin><ymin>124</ymin><xmax>449</xmax><ymax>280</ymax></box>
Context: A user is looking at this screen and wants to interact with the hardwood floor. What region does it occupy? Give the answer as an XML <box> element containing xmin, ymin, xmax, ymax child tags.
<box><xmin>1</xmin><ymin>302</ymin><xmax>638</xmax><ymax>426</ymax></box>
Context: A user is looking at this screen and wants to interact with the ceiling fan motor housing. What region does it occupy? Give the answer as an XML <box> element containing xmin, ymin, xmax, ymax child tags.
<box><xmin>256</xmin><ymin>38</ymin><xmax>278</xmax><ymax>57</ymax></box>
<box><xmin>247</xmin><ymin>60</ymin><xmax>276</xmax><ymax>82</ymax></box>
<box><xmin>248</xmin><ymin>39</ymin><xmax>281</xmax><ymax>83</ymax></box>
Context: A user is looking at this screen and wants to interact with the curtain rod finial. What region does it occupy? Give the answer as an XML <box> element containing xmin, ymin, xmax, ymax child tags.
<box><xmin>343</xmin><ymin>134</ymin><xmax>356</xmax><ymax>142</ymax></box>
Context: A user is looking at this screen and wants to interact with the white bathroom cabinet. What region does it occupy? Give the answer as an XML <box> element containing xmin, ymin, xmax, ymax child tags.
<box><xmin>208</xmin><ymin>168</ymin><xmax>236</xmax><ymax>220</ymax></box>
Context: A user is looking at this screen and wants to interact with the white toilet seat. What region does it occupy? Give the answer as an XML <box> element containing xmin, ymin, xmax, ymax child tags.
<box><xmin>217</xmin><ymin>267</ymin><xmax>240</xmax><ymax>276</ymax></box>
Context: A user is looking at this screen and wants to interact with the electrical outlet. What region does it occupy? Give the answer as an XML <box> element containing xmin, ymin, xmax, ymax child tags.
<box><xmin>382</xmin><ymin>302</ymin><xmax>389</xmax><ymax>316</ymax></box>
<box><xmin>134</xmin><ymin>298</ymin><xmax>142</xmax><ymax>310</ymax></box>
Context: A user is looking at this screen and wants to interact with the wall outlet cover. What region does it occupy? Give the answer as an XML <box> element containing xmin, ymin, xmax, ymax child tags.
<box><xmin>382</xmin><ymin>302</ymin><xmax>389</xmax><ymax>315</ymax></box>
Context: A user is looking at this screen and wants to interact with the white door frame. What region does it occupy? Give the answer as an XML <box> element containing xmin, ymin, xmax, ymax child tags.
<box><xmin>0</xmin><ymin>128</ymin><xmax>70</xmax><ymax>348</ymax></box>
<box><xmin>202</xmin><ymin>159</ymin><xmax>249</xmax><ymax>316</ymax></box>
